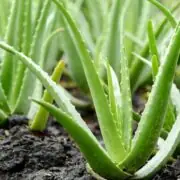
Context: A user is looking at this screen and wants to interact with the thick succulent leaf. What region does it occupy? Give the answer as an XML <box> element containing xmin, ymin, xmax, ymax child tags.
<box><xmin>148</xmin><ymin>21</ymin><xmax>176</xmax><ymax>132</ymax></box>
<box><xmin>148</xmin><ymin>0</ymin><xmax>177</xmax><ymax>28</ymax></box>
<box><xmin>171</xmin><ymin>85</ymin><xmax>180</xmax><ymax>113</ymax></box>
<box><xmin>151</xmin><ymin>55</ymin><xmax>159</xmax><ymax>78</ymax></box>
<box><xmin>30</xmin><ymin>61</ymin><xmax>65</xmax><ymax>131</ymax></box>
<box><xmin>0</xmin><ymin>0</ymin><xmax>9</xmax><ymax>37</ymax></box>
<box><xmin>32</xmin><ymin>99</ymin><xmax>130</xmax><ymax>179</ymax></box>
<box><xmin>58</xmin><ymin>14</ymin><xmax>89</xmax><ymax>91</ymax></box>
<box><xmin>0</xmin><ymin>83</ymin><xmax>11</xmax><ymax>113</ymax></box>
<box><xmin>11</xmin><ymin>0</ymin><xmax>32</xmax><ymax>107</ymax></box>
<box><xmin>27</xmin><ymin>80</ymin><xmax>42</xmax><ymax>119</ymax></box>
<box><xmin>148</xmin><ymin>20</ymin><xmax>160</xmax><ymax>64</ymax></box>
<box><xmin>125</xmin><ymin>0</ymin><xmax>150</xmax><ymax>65</ymax></box>
<box><xmin>28</xmin><ymin>27</ymin><xmax>63</xmax><ymax>118</ymax></box>
<box><xmin>119</xmin><ymin>0</ymin><xmax>133</xmax><ymax>151</ymax></box>
<box><xmin>121</xmin><ymin>24</ymin><xmax>180</xmax><ymax>172</ymax></box>
<box><xmin>51</xmin><ymin>0</ymin><xmax>126</xmax><ymax>162</ymax></box>
<box><xmin>104</xmin><ymin>0</ymin><xmax>121</xmax><ymax>77</ymax></box>
<box><xmin>134</xmin><ymin>52</ymin><xmax>176</xmax><ymax>133</ymax></box>
<box><xmin>107</xmin><ymin>64</ymin><xmax>122</xmax><ymax>136</ymax></box>
<box><xmin>14</xmin><ymin>0</ymin><xmax>51</xmax><ymax>114</ymax></box>
<box><xmin>0</xmin><ymin>0</ymin><xmax>19</xmax><ymax>99</ymax></box>
<box><xmin>66</xmin><ymin>2</ymin><xmax>95</xmax><ymax>53</ymax></box>
<box><xmin>130</xmin><ymin>2</ymin><xmax>179</xmax><ymax>92</ymax></box>
<box><xmin>0</xmin><ymin>109</ymin><xmax>8</xmax><ymax>123</ymax></box>
<box><xmin>134</xmin><ymin>114</ymin><xmax>180</xmax><ymax>179</ymax></box>
<box><xmin>82</xmin><ymin>0</ymin><xmax>103</xmax><ymax>40</ymax></box>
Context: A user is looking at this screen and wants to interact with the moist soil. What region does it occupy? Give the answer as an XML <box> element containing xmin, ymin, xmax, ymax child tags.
<box><xmin>0</xmin><ymin>116</ymin><xmax>180</xmax><ymax>180</ymax></box>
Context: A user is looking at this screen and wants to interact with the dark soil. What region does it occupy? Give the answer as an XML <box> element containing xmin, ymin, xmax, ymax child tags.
<box><xmin>0</xmin><ymin>115</ymin><xmax>180</xmax><ymax>180</ymax></box>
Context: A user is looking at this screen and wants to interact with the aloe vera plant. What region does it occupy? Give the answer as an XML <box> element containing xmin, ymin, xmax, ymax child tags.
<box><xmin>0</xmin><ymin>0</ymin><xmax>63</xmax><ymax>125</ymax></box>
<box><xmin>0</xmin><ymin>0</ymin><xmax>179</xmax><ymax>179</ymax></box>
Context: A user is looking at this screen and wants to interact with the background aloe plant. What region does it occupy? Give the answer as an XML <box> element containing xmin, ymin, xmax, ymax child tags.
<box><xmin>55</xmin><ymin>0</ymin><xmax>180</xmax><ymax>93</ymax></box>
<box><xmin>0</xmin><ymin>0</ymin><xmax>63</xmax><ymax>122</ymax></box>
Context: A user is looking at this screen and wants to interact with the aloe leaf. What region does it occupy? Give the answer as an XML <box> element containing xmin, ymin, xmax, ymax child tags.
<box><xmin>32</xmin><ymin>99</ymin><xmax>130</xmax><ymax>179</ymax></box>
<box><xmin>65</xmin><ymin>1</ymin><xmax>95</xmax><ymax>54</ymax></box>
<box><xmin>0</xmin><ymin>0</ymin><xmax>9</xmax><ymax>36</ymax></box>
<box><xmin>30</xmin><ymin>61</ymin><xmax>65</xmax><ymax>131</ymax></box>
<box><xmin>148</xmin><ymin>0</ymin><xmax>177</xmax><ymax>28</ymax></box>
<box><xmin>11</xmin><ymin>0</ymin><xmax>32</xmax><ymax>107</ymax></box>
<box><xmin>125</xmin><ymin>0</ymin><xmax>150</xmax><ymax>65</ymax></box>
<box><xmin>27</xmin><ymin>79</ymin><xmax>43</xmax><ymax>119</ymax></box>
<box><xmin>0</xmin><ymin>83</ymin><xmax>11</xmax><ymax>113</ymax></box>
<box><xmin>107</xmin><ymin>64</ymin><xmax>122</xmax><ymax>136</ymax></box>
<box><xmin>151</xmin><ymin>55</ymin><xmax>159</xmax><ymax>78</ymax></box>
<box><xmin>119</xmin><ymin>0</ymin><xmax>133</xmax><ymax>151</ymax></box>
<box><xmin>125</xmin><ymin>32</ymin><xmax>144</xmax><ymax>48</ymax></box>
<box><xmin>134</xmin><ymin>53</ymin><xmax>176</xmax><ymax>133</ymax></box>
<box><xmin>33</xmin><ymin>1</ymin><xmax>44</xmax><ymax>30</ymax></box>
<box><xmin>104</xmin><ymin>0</ymin><xmax>121</xmax><ymax>77</ymax></box>
<box><xmin>82</xmin><ymin>0</ymin><xmax>103</xmax><ymax>40</ymax></box>
<box><xmin>121</xmin><ymin>23</ymin><xmax>180</xmax><ymax>172</ymax></box>
<box><xmin>14</xmin><ymin>0</ymin><xmax>51</xmax><ymax>113</ymax></box>
<box><xmin>130</xmin><ymin>2</ymin><xmax>179</xmax><ymax>92</ymax></box>
<box><xmin>148</xmin><ymin>20</ymin><xmax>176</xmax><ymax>136</ymax></box>
<box><xmin>0</xmin><ymin>109</ymin><xmax>8</xmax><ymax>123</ymax></box>
<box><xmin>134</xmin><ymin>114</ymin><xmax>180</xmax><ymax>179</ymax></box>
<box><xmin>0</xmin><ymin>0</ymin><xmax>19</xmax><ymax>98</ymax></box>
<box><xmin>51</xmin><ymin>0</ymin><xmax>126</xmax><ymax>162</ymax></box>
<box><xmin>28</xmin><ymin>27</ymin><xmax>64</xmax><ymax>118</ymax></box>
<box><xmin>61</xmin><ymin>87</ymin><xmax>91</xmax><ymax>109</ymax></box>
<box><xmin>148</xmin><ymin>20</ymin><xmax>160</xmax><ymax>63</ymax></box>
<box><xmin>58</xmin><ymin>14</ymin><xmax>89</xmax><ymax>91</ymax></box>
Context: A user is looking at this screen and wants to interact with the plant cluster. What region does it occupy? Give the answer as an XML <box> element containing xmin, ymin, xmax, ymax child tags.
<box><xmin>0</xmin><ymin>0</ymin><xmax>180</xmax><ymax>179</ymax></box>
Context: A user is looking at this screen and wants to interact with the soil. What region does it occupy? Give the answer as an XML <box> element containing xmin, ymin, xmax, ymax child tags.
<box><xmin>0</xmin><ymin>113</ymin><xmax>180</xmax><ymax>180</ymax></box>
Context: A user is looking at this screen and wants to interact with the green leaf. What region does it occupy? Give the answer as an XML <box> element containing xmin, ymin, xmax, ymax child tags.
<box><xmin>30</xmin><ymin>61</ymin><xmax>65</xmax><ymax>131</ymax></box>
<box><xmin>107</xmin><ymin>64</ymin><xmax>122</xmax><ymax>136</ymax></box>
<box><xmin>58</xmin><ymin>14</ymin><xmax>89</xmax><ymax>91</ymax></box>
<box><xmin>11</xmin><ymin>0</ymin><xmax>32</xmax><ymax>106</ymax></box>
<box><xmin>148</xmin><ymin>19</ymin><xmax>176</xmax><ymax>137</ymax></box>
<box><xmin>120</xmin><ymin>0</ymin><xmax>132</xmax><ymax>151</ymax></box>
<box><xmin>104</xmin><ymin>0</ymin><xmax>121</xmax><ymax>77</ymax></box>
<box><xmin>0</xmin><ymin>109</ymin><xmax>8</xmax><ymax>123</ymax></box>
<box><xmin>135</xmin><ymin>114</ymin><xmax>180</xmax><ymax>179</ymax></box>
<box><xmin>151</xmin><ymin>55</ymin><xmax>159</xmax><ymax>78</ymax></box>
<box><xmin>0</xmin><ymin>0</ymin><xmax>19</xmax><ymax>99</ymax></box>
<box><xmin>148</xmin><ymin>20</ymin><xmax>159</xmax><ymax>64</ymax></box>
<box><xmin>14</xmin><ymin>0</ymin><xmax>51</xmax><ymax>114</ymax></box>
<box><xmin>0</xmin><ymin>83</ymin><xmax>11</xmax><ymax>113</ymax></box>
<box><xmin>148</xmin><ymin>0</ymin><xmax>177</xmax><ymax>28</ymax></box>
